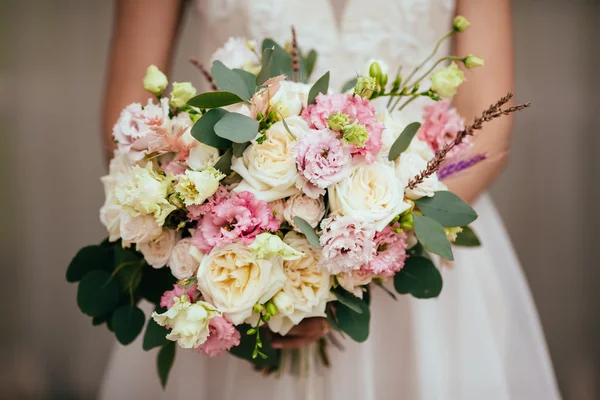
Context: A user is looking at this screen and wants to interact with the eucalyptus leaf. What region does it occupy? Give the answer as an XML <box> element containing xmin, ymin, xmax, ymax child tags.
<box><xmin>214</xmin><ymin>112</ymin><xmax>259</xmax><ymax>143</ymax></box>
<box><xmin>233</xmin><ymin>69</ymin><xmax>257</xmax><ymax>97</ymax></box>
<box><xmin>394</xmin><ymin>256</ymin><xmax>443</xmax><ymax>298</ymax></box>
<box><xmin>293</xmin><ymin>217</ymin><xmax>322</xmax><ymax>248</ymax></box>
<box><xmin>157</xmin><ymin>341</ymin><xmax>176</xmax><ymax>389</ymax></box>
<box><xmin>335</xmin><ymin>299</ymin><xmax>370</xmax><ymax>342</ymax></box>
<box><xmin>340</xmin><ymin>77</ymin><xmax>358</xmax><ymax>93</ymax></box>
<box><xmin>66</xmin><ymin>245</ymin><xmax>113</xmax><ymax>282</ymax></box>
<box><xmin>453</xmin><ymin>226</ymin><xmax>481</xmax><ymax>247</ymax></box>
<box><xmin>413</xmin><ymin>213</ymin><xmax>454</xmax><ymax>261</ymax></box>
<box><xmin>415</xmin><ymin>191</ymin><xmax>478</xmax><ymax>227</ymax></box>
<box><xmin>213</xmin><ymin>148</ymin><xmax>233</xmax><ymax>175</ymax></box>
<box><xmin>211</xmin><ymin>61</ymin><xmax>250</xmax><ymax>100</ymax></box>
<box><xmin>333</xmin><ymin>290</ymin><xmax>364</xmax><ymax>314</ymax></box>
<box><xmin>261</xmin><ymin>39</ymin><xmax>292</xmax><ymax>78</ymax></box>
<box><xmin>143</xmin><ymin>316</ymin><xmax>169</xmax><ymax>351</ymax></box>
<box><xmin>77</xmin><ymin>270</ymin><xmax>120</xmax><ymax>317</ymax></box>
<box><xmin>308</xmin><ymin>71</ymin><xmax>330</xmax><ymax>105</ymax></box>
<box><xmin>256</xmin><ymin>47</ymin><xmax>274</xmax><ymax>86</ymax></box>
<box><xmin>191</xmin><ymin>108</ymin><xmax>232</xmax><ymax>149</ymax></box>
<box><xmin>111</xmin><ymin>304</ymin><xmax>146</xmax><ymax>345</ymax></box>
<box><xmin>187</xmin><ymin>92</ymin><xmax>244</xmax><ymax>109</ymax></box>
<box><xmin>388</xmin><ymin>122</ymin><xmax>421</xmax><ymax>161</ymax></box>
<box><xmin>304</xmin><ymin>49</ymin><xmax>318</xmax><ymax>81</ymax></box>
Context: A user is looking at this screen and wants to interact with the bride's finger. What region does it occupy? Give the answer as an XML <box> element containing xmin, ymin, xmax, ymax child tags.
<box><xmin>287</xmin><ymin>318</ymin><xmax>329</xmax><ymax>337</ymax></box>
<box><xmin>271</xmin><ymin>335</ymin><xmax>319</xmax><ymax>349</ymax></box>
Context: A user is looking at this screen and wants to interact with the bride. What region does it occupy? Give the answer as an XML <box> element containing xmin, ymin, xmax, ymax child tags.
<box><xmin>99</xmin><ymin>0</ymin><xmax>561</xmax><ymax>399</ymax></box>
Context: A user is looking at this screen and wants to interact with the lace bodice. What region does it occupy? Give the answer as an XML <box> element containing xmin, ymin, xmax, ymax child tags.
<box><xmin>195</xmin><ymin>0</ymin><xmax>456</xmax><ymax>118</ymax></box>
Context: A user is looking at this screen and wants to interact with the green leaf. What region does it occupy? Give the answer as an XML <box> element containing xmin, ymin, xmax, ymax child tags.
<box><xmin>77</xmin><ymin>270</ymin><xmax>120</xmax><ymax>317</ymax></box>
<box><xmin>211</xmin><ymin>61</ymin><xmax>251</xmax><ymax>100</ymax></box>
<box><xmin>214</xmin><ymin>112</ymin><xmax>259</xmax><ymax>143</ymax></box>
<box><xmin>308</xmin><ymin>71</ymin><xmax>330</xmax><ymax>105</ymax></box>
<box><xmin>111</xmin><ymin>304</ymin><xmax>146</xmax><ymax>345</ymax></box>
<box><xmin>233</xmin><ymin>68</ymin><xmax>257</xmax><ymax>97</ymax></box>
<box><xmin>293</xmin><ymin>217</ymin><xmax>322</xmax><ymax>249</ymax></box>
<box><xmin>453</xmin><ymin>226</ymin><xmax>481</xmax><ymax>247</ymax></box>
<box><xmin>92</xmin><ymin>313</ymin><xmax>111</xmax><ymax>326</ymax></box>
<box><xmin>66</xmin><ymin>245</ymin><xmax>114</xmax><ymax>282</ymax></box>
<box><xmin>415</xmin><ymin>191</ymin><xmax>478</xmax><ymax>227</ymax></box>
<box><xmin>335</xmin><ymin>299</ymin><xmax>370</xmax><ymax>342</ymax></box>
<box><xmin>113</xmin><ymin>247</ymin><xmax>143</xmax><ymax>293</ymax></box>
<box><xmin>333</xmin><ymin>290</ymin><xmax>363</xmax><ymax>314</ymax></box>
<box><xmin>213</xmin><ymin>148</ymin><xmax>233</xmax><ymax>175</ymax></box>
<box><xmin>304</xmin><ymin>49</ymin><xmax>318</xmax><ymax>81</ymax></box>
<box><xmin>413</xmin><ymin>214</ymin><xmax>454</xmax><ymax>261</ymax></box>
<box><xmin>157</xmin><ymin>341</ymin><xmax>176</xmax><ymax>389</ymax></box>
<box><xmin>256</xmin><ymin>47</ymin><xmax>274</xmax><ymax>86</ymax></box>
<box><xmin>187</xmin><ymin>92</ymin><xmax>244</xmax><ymax>109</ymax></box>
<box><xmin>388</xmin><ymin>122</ymin><xmax>422</xmax><ymax>161</ymax></box>
<box><xmin>139</xmin><ymin>265</ymin><xmax>177</xmax><ymax>306</ymax></box>
<box><xmin>340</xmin><ymin>77</ymin><xmax>358</xmax><ymax>93</ymax></box>
<box><xmin>261</xmin><ymin>39</ymin><xmax>293</xmax><ymax>78</ymax></box>
<box><xmin>394</xmin><ymin>256</ymin><xmax>443</xmax><ymax>298</ymax></box>
<box><xmin>232</xmin><ymin>142</ymin><xmax>251</xmax><ymax>157</ymax></box>
<box><xmin>191</xmin><ymin>108</ymin><xmax>232</xmax><ymax>149</ymax></box>
<box><xmin>143</xmin><ymin>316</ymin><xmax>170</xmax><ymax>351</ymax></box>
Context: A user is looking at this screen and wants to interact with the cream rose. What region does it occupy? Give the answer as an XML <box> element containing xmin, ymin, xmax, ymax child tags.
<box><xmin>168</xmin><ymin>238</ymin><xmax>201</xmax><ymax>280</ymax></box>
<box><xmin>268</xmin><ymin>232</ymin><xmax>332</xmax><ymax>335</ymax></box>
<box><xmin>395</xmin><ymin>152</ymin><xmax>447</xmax><ymax>200</ymax></box>
<box><xmin>270</xmin><ymin>81</ymin><xmax>311</xmax><ymax>119</ymax></box>
<box><xmin>196</xmin><ymin>243</ymin><xmax>285</xmax><ymax>325</ymax></box>
<box><xmin>232</xmin><ymin>117</ymin><xmax>309</xmax><ymax>202</ymax></box>
<box><xmin>138</xmin><ymin>229</ymin><xmax>178</xmax><ymax>268</ymax></box>
<box><xmin>119</xmin><ymin>213</ymin><xmax>163</xmax><ymax>245</ymax></box>
<box><xmin>152</xmin><ymin>297</ymin><xmax>220</xmax><ymax>349</ymax></box>
<box><xmin>329</xmin><ymin>162</ymin><xmax>411</xmax><ymax>231</ymax></box>
<box><xmin>186</xmin><ymin>143</ymin><xmax>220</xmax><ymax>171</ymax></box>
<box><xmin>100</xmin><ymin>151</ymin><xmax>136</xmax><ymax>241</ymax></box>
<box><xmin>283</xmin><ymin>193</ymin><xmax>326</xmax><ymax>231</ymax></box>
<box><xmin>337</xmin><ymin>269</ymin><xmax>373</xmax><ymax>299</ymax></box>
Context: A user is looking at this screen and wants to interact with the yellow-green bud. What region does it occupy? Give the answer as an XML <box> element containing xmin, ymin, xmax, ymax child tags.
<box><xmin>392</xmin><ymin>227</ymin><xmax>404</xmax><ymax>234</ymax></box>
<box><xmin>354</xmin><ymin>76</ymin><xmax>377</xmax><ymax>98</ymax></box>
<box><xmin>400</xmin><ymin>212</ymin><xmax>414</xmax><ymax>229</ymax></box>
<box><xmin>453</xmin><ymin>16</ymin><xmax>470</xmax><ymax>32</ymax></box>
<box><xmin>189</xmin><ymin>112</ymin><xmax>201</xmax><ymax>124</ymax></box>
<box><xmin>246</xmin><ymin>328</ymin><xmax>257</xmax><ymax>335</ymax></box>
<box><xmin>253</xmin><ymin>303</ymin><xmax>264</xmax><ymax>314</ymax></box>
<box><xmin>143</xmin><ymin>65</ymin><xmax>168</xmax><ymax>96</ymax></box>
<box><xmin>464</xmin><ymin>54</ymin><xmax>484</xmax><ymax>69</ymax></box>
<box><xmin>327</xmin><ymin>112</ymin><xmax>351</xmax><ymax>132</ymax></box>
<box><xmin>369</xmin><ymin>61</ymin><xmax>382</xmax><ymax>80</ymax></box>
<box><xmin>380</xmin><ymin>73</ymin><xmax>388</xmax><ymax>87</ymax></box>
<box><xmin>342</xmin><ymin>123</ymin><xmax>369</xmax><ymax>147</ymax></box>
<box><xmin>430</xmin><ymin>62</ymin><xmax>465</xmax><ymax>98</ymax></box>
<box><xmin>262</xmin><ymin>313</ymin><xmax>272</xmax><ymax>322</ymax></box>
<box><xmin>265</xmin><ymin>301</ymin><xmax>278</xmax><ymax>317</ymax></box>
<box><xmin>170</xmin><ymin>82</ymin><xmax>197</xmax><ymax>108</ymax></box>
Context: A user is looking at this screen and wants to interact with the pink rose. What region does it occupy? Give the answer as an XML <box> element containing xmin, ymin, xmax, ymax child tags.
<box><xmin>198</xmin><ymin>316</ymin><xmax>241</xmax><ymax>357</ymax></box>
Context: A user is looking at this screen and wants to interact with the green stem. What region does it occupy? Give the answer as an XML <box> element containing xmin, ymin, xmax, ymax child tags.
<box><xmin>396</xmin><ymin>95</ymin><xmax>420</xmax><ymax>113</ymax></box>
<box><xmin>410</xmin><ymin>56</ymin><xmax>464</xmax><ymax>89</ymax></box>
<box><xmin>401</xmin><ymin>30</ymin><xmax>454</xmax><ymax>90</ymax></box>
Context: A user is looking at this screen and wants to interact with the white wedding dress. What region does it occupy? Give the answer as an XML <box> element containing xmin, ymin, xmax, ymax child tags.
<box><xmin>99</xmin><ymin>1</ymin><xmax>561</xmax><ymax>399</ymax></box>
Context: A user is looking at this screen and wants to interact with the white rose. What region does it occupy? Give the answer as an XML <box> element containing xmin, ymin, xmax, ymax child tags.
<box><xmin>114</xmin><ymin>162</ymin><xmax>176</xmax><ymax>226</ymax></box>
<box><xmin>232</xmin><ymin>117</ymin><xmax>309</xmax><ymax>202</ymax></box>
<box><xmin>169</xmin><ymin>238</ymin><xmax>201</xmax><ymax>280</ymax></box>
<box><xmin>337</xmin><ymin>269</ymin><xmax>373</xmax><ymax>299</ymax></box>
<box><xmin>138</xmin><ymin>229</ymin><xmax>178</xmax><ymax>268</ymax></box>
<box><xmin>363</xmin><ymin>59</ymin><xmax>390</xmax><ymax>78</ymax></box>
<box><xmin>210</xmin><ymin>37</ymin><xmax>260</xmax><ymax>72</ymax></box>
<box><xmin>174</xmin><ymin>167</ymin><xmax>224</xmax><ymax>206</ymax></box>
<box><xmin>270</xmin><ymin>81</ymin><xmax>311</xmax><ymax>118</ymax></box>
<box><xmin>268</xmin><ymin>232</ymin><xmax>332</xmax><ymax>335</ymax></box>
<box><xmin>152</xmin><ymin>297</ymin><xmax>220</xmax><ymax>349</ymax></box>
<box><xmin>196</xmin><ymin>243</ymin><xmax>285</xmax><ymax>325</ymax></box>
<box><xmin>283</xmin><ymin>193</ymin><xmax>326</xmax><ymax>231</ymax></box>
<box><xmin>395</xmin><ymin>152</ymin><xmax>447</xmax><ymax>200</ymax></box>
<box><xmin>329</xmin><ymin>162</ymin><xmax>411</xmax><ymax>231</ymax></box>
<box><xmin>119</xmin><ymin>213</ymin><xmax>163</xmax><ymax>245</ymax></box>
<box><xmin>186</xmin><ymin>143</ymin><xmax>220</xmax><ymax>171</ymax></box>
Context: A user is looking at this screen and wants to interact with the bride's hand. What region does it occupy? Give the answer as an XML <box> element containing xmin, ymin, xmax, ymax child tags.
<box><xmin>270</xmin><ymin>318</ymin><xmax>330</xmax><ymax>349</ymax></box>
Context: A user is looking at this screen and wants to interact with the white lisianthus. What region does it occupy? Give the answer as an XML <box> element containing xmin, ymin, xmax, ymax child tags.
<box><xmin>169</xmin><ymin>238</ymin><xmax>201</xmax><ymax>280</ymax></box>
<box><xmin>268</xmin><ymin>232</ymin><xmax>332</xmax><ymax>335</ymax></box>
<box><xmin>143</xmin><ymin>65</ymin><xmax>168</xmax><ymax>96</ymax></box>
<box><xmin>119</xmin><ymin>213</ymin><xmax>163</xmax><ymax>246</ymax></box>
<box><xmin>270</xmin><ymin>81</ymin><xmax>311</xmax><ymax>119</ymax></box>
<box><xmin>196</xmin><ymin>243</ymin><xmax>286</xmax><ymax>325</ymax></box>
<box><xmin>329</xmin><ymin>162</ymin><xmax>411</xmax><ymax>231</ymax></box>
<box><xmin>363</xmin><ymin>59</ymin><xmax>390</xmax><ymax>78</ymax></box>
<box><xmin>247</xmin><ymin>232</ymin><xmax>304</xmax><ymax>261</ymax></box>
<box><xmin>431</xmin><ymin>62</ymin><xmax>465</xmax><ymax>98</ymax></box>
<box><xmin>395</xmin><ymin>152</ymin><xmax>447</xmax><ymax>199</ymax></box>
<box><xmin>152</xmin><ymin>296</ymin><xmax>220</xmax><ymax>349</ymax></box>
<box><xmin>170</xmin><ymin>82</ymin><xmax>197</xmax><ymax>108</ymax></box>
<box><xmin>138</xmin><ymin>229</ymin><xmax>178</xmax><ymax>268</ymax></box>
<box><xmin>210</xmin><ymin>37</ymin><xmax>260</xmax><ymax>73</ymax></box>
<box><xmin>186</xmin><ymin>143</ymin><xmax>220</xmax><ymax>171</ymax></box>
<box><xmin>232</xmin><ymin>117</ymin><xmax>309</xmax><ymax>202</ymax></box>
<box><xmin>174</xmin><ymin>167</ymin><xmax>224</xmax><ymax>206</ymax></box>
<box><xmin>283</xmin><ymin>193</ymin><xmax>326</xmax><ymax>231</ymax></box>
<box><xmin>337</xmin><ymin>269</ymin><xmax>374</xmax><ymax>299</ymax></box>
<box><xmin>115</xmin><ymin>162</ymin><xmax>176</xmax><ymax>226</ymax></box>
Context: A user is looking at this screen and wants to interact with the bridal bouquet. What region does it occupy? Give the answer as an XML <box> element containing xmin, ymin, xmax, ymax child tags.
<box><xmin>67</xmin><ymin>17</ymin><xmax>528</xmax><ymax>386</ymax></box>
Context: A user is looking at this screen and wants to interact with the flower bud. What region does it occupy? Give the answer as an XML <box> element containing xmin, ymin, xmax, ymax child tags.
<box><xmin>400</xmin><ymin>212</ymin><xmax>414</xmax><ymax>229</ymax></box>
<box><xmin>170</xmin><ymin>82</ymin><xmax>197</xmax><ymax>108</ymax></box>
<box><xmin>342</xmin><ymin>123</ymin><xmax>369</xmax><ymax>147</ymax></box>
<box><xmin>430</xmin><ymin>62</ymin><xmax>465</xmax><ymax>98</ymax></box>
<box><xmin>265</xmin><ymin>301</ymin><xmax>278</xmax><ymax>317</ymax></box>
<box><xmin>369</xmin><ymin>61</ymin><xmax>382</xmax><ymax>80</ymax></box>
<box><xmin>464</xmin><ymin>54</ymin><xmax>484</xmax><ymax>69</ymax></box>
<box><xmin>327</xmin><ymin>112</ymin><xmax>351</xmax><ymax>132</ymax></box>
<box><xmin>354</xmin><ymin>76</ymin><xmax>377</xmax><ymax>99</ymax></box>
<box><xmin>143</xmin><ymin>65</ymin><xmax>168</xmax><ymax>96</ymax></box>
<box><xmin>246</xmin><ymin>328</ymin><xmax>257</xmax><ymax>335</ymax></box>
<box><xmin>253</xmin><ymin>303</ymin><xmax>264</xmax><ymax>314</ymax></box>
<box><xmin>453</xmin><ymin>16</ymin><xmax>470</xmax><ymax>32</ymax></box>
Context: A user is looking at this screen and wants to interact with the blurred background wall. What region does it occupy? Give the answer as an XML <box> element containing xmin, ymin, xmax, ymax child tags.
<box><xmin>0</xmin><ymin>0</ymin><xmax>598</xmax><ymax>399</ymax></box>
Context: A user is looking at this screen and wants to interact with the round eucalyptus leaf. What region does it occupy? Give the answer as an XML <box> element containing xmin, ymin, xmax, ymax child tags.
<box><xmin>77</xmin><ymin>270</ymin><xmax>120</xmax><ymax>317</ymax></box>
<box><xmin>111</xmin><ymin>304</ymin><xmax>146</xmax><ymax>345</ymax></box>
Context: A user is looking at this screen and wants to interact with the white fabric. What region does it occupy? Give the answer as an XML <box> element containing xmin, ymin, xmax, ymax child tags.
<box><xmin>99</xmin><ymin>0</ymin><xmax>561</xmax><ymax>398</ymax></box>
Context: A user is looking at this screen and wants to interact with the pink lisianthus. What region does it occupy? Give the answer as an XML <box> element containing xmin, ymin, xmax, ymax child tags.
<box><xmin>191</xmin><ymin>191</ymin><xmax>280</xmax><ymax>252</ymax></box>
<box><xmin>318</xmin><ymin>215</ymin><xmax>377</xmax><ymax>274</ymax></box>
<box><xmin>198</xmin><ymin>316</ymin><xmax>241</xmax><ymax>357</ymax></box>
<box><xmin>365</xmin><ymin>225</ymin><xmax>408</xmax><ymax>277</ymax></box>
<box><xmin>302</xmin><ymin>94</ymin><xmax>384</xmax><ymax>163</ymax></box>
<box><xmin>187</xmin><ymin>186</ymin><xmax>230</xmax><ymax>221</ymax></box>
<box><xmin>293</xmin><ymin>129</ymin><xmax>351</xmax><ymax>198</ymax></box>
<box><xmin>417</xmin><ymin>100</ymin><xmax>468</xmax><ymax>158</ymax></box>
<box><xmin>159</xmin><ymin>284</ymin><xmax>200</xmax><ymax>309</ymax></box>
